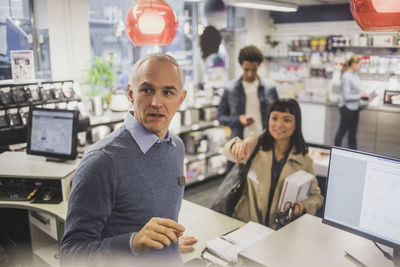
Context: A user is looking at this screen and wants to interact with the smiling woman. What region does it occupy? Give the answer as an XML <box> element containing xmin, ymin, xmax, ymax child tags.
<box><xmin>221</xmin><ymin>98</ymin><xmax>324</xmax><ymax>229</ymax></box>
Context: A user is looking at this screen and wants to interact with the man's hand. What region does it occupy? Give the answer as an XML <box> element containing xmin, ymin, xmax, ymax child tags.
<box><xmin>132</xmin><ymin>217</ymin><xmax>185</xmax><ymax>253</ymax></box>
<box><xmin>231</xmin><ymin>141</ymin><xmax>249</xmax><ymax>162</ymax></box>
<box><xmin>179</xmin><ymin>236</ymin><xmax>197</xmax><ymax>253</ymax></box>
<box><xmin>239</xmin><ymin>114</ymin><xmax>254</xmax><ymax>126</ymax></box>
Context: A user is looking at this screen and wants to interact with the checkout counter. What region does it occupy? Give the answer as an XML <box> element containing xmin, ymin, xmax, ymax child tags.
<box><xmin>2</xmin><ymin>150</ymin><xmax>391</xmax><ymax>267</ymax></box>
<box><xmin>0</xmin><ymin>152</ymin><xmax>245</xmax><ymax>266</ymax></box>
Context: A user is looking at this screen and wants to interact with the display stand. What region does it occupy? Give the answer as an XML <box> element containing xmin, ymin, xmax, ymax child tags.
<box><xmin>394</xmin><ymin>247</ymin><xmax>400</xmax><ymax>267</ymax></box>
<box><xmin>345</xmin><ymin>243</ymin><xmax>397</xmax><ymax>267</ymax></box>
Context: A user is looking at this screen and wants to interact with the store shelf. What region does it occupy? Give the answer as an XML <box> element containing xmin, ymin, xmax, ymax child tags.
<box><xmin>182</xmin><ymin>103</ymin><xmax>218</xmax><ymax>110</ymax></box>
<box><xmin>179</xmin><ymin>120</ymin><xmax>219</xmax><ymax>134</ymax></box>
<box><xmin>332</xmin><ymin>46</ymin><xmax>400</xmax><ymax>55</ymax></box>
<box><xmin>89</xmin><ymin>110</ymin><xmax>126</xmax><ymax>127</ymax></box>
<box><xmin>186</xmin><ymin>170</ymin><xmax>225</xmax><ymax>186</ymax></box>
<box><xmin>184</xmin><ymin>150</ymin><xmax>223</xmax><ymax>164</ymax></box>
<box><xmin>333</xmin><ymin>45</ymin><xmax>399</xmax><ymax>49</ymax></box>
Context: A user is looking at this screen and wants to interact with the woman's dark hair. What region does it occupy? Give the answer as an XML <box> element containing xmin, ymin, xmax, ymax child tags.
<box><xmin>238</xmin><ymin>45</ymin><xmax>263</xmax><ymax>65</ymax></box>
<box><xmin>260</xmin><ymin>98</ymin><xmax>308</xmax><ymax>155</ymax></box>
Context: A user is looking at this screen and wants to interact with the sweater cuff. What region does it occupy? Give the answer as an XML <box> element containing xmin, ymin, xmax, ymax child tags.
<box><xmin>129</xmin><ymin>232</ymin><xmax>139</xmax><ymax>255</ymax></box>
<box><xmin>110</xmin><ymin>232</ymin><xmax>134</xmax><ymax>254</ymax></box>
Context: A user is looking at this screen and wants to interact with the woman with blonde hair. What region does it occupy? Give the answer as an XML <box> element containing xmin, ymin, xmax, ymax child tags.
<box><xmin>334</xmin><ymin>55</ymin><xmax>367</xmax><ymax>149</ymax></box>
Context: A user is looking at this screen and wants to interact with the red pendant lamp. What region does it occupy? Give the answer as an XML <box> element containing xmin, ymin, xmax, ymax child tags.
<box><xmin>350</xmin><ymin>0</ymin><xmax>400</xmax><ymax>31</ymax></box>
<box><xmin>125</xmin><ymin>0</ymin><xmax>178</xmax><ymax>46</ymax></box>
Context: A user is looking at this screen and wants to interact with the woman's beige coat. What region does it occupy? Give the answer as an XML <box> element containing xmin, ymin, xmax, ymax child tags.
<box><xmin>224</xmin><ymin>134</ymin><xmax>324</xmax><ymax>229</ymax></box>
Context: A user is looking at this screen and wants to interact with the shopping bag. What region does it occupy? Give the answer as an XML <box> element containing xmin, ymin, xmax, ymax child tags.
<box><xmin>211</xmin><ymin>137</ymin><xmax>262</xmax><ymax>216</ymax></box>
<box><xmin>210</xmin><ymin>163</ymin><xmax>245</xmax><ymax>216</ymax></box>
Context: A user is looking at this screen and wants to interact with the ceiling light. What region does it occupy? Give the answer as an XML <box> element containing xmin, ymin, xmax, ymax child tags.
<box><xmin>125</xmin><ymin>0</ymin><xmax>178</xmax><ymax>46</ymax></box>
<box><xmin>230</xmin><ymin>0</ymin><xmax>298</xmax><ymax>12</ymax></box>
<box><xmin>350</xmin><ymin>0</ymin><xmax>400</xmax><ymax>31</ymax></box>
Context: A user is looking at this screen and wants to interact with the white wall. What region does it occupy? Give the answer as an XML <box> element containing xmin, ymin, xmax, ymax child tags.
<box><xmin>47</xmin><ymin>0</ymin><xmax>91</xmax><ymax>82</ymax></box>
<box><xmin>232</xmin><ymin>8</ymin><xmax>273</xmax><ymax>79</ymax></box>
<box><xmin>269</xmin><ymin>20</ymin><xmax>363</xmax><ymax>43</ymax></box>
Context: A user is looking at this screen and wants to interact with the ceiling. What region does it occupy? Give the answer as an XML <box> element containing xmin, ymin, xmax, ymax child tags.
<box><xmin>272</xmin><ymin>0</ymin><xmax>349</xmax><ymax>5</ymax></box>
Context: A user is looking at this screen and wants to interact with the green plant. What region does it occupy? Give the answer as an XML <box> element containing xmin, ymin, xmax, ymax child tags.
<box><xmin>82</xmin><ymin>54</ymin><xmax>119</xmax><ymax>98</ymax></box>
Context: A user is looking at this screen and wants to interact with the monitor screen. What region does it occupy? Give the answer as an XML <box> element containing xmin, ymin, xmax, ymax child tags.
<box><xmin>27</xmin><ymin>108</ymin><xmax>78</xmax><ymax>160</ymax></box>
<box><xmin>323</xmin><ymin>147</ymin><xmax>400</xmax><ymax>249</ymax></box>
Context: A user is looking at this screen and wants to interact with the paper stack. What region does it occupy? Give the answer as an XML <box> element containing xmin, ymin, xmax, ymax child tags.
<box><xmin>205</xmin><ymin>221</ymin><xmax>274</xmax><ymax>264</ymax></box>
<box><xmin>277</xmin><ymin>170</ymin><xmax>314</xmax><ymax>213</ymax></box>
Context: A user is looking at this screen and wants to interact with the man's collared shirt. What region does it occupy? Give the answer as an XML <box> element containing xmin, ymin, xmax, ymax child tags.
<box><xmin>123</xmin><ymin>112</ymin><xmax>176</xmax><ymax>154</ymax></box>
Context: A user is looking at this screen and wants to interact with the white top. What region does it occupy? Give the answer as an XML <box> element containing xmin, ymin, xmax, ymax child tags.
<box><xmin>339</xmin><ymin>70</ymin><xmax>361</xmax><ymax>111</ymax></box>
<box><xmin>243</xmin><ymin>79</ymin><xmax>262</xmax><ymax>138</ymax></box>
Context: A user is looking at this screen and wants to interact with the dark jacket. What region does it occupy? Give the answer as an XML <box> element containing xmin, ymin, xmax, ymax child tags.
<box><xmin>217</xmin><ymin>76</ymin><xmax>278</xmax><ymax>139</ymax></box>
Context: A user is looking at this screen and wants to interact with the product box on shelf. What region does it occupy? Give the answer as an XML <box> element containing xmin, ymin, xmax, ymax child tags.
<box><xmin>372</xmin><ymin>35</ymin><xmax>394</xmax><ymax>47</ymax></box>
<box><xmin>183</xmin><ymin>131</ymin><xmax>208</xmax><ymax>155</ymax></box>
<box><xmin>384</xmin><ymin>90</ymin><xmax>400</xmax><ymax>105</ymax></box>
<box><xmin>207</xmin><ymin>154</ymin><xmax>227</xmax><ymax>176</ymax></box>
<box><xmin>186</xmin><ymin>159</ymin><xmax>207</xmax><ymax>183</ymax></box>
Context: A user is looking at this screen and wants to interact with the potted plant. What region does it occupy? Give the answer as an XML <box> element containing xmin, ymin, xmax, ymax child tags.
<box><xmin>82</xmin><ymin>54</ymin><xmax>119</xmax><ymax>115</ymax></box>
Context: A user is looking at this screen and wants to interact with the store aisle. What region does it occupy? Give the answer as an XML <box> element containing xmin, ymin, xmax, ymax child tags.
<box><xmin>183</xmin><ymin>176</ymin><xmax>224</xmax><ymax>208</ymax></box>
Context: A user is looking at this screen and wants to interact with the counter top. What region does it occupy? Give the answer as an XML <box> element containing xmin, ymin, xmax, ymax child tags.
<box><xmin>298</xmin><ymin>99</ymin><xmax>400</xmax><ymax>113</ymax></box>
<box><xmin>0</xmin><ymin>198</ymin><xmax>245</xmax><ymax>263</ymax></box>
<box><xmin>0</xmin><ymin>152</ymin><xmax>79</xmax><ymax>179</ymax></box>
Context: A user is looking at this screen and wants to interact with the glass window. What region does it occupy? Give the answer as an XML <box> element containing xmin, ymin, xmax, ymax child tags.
<box><xmin>0</xmin><ymin>0</ymin><xmax>51</xmax><ymax>81</ymax></box>
<box><xmin>86</xmin><ymin>0</ymin><xmax>201</xmax><ymax>91</ymax></box>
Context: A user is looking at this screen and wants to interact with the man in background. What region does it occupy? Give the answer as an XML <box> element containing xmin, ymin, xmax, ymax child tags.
<box><xmin>218</xmin><ymin>45</ymin><xmax>278</xmax><ymax>140</ymax></box>
<box><xmin>61</xmin><ymin>52</ymin><xmax>196</xmax><ymax>266</ymax></box>
<box><xmin>218</xmin><ymin>45</ymin><xmax>278</xmax><ymax>169</ymax></box>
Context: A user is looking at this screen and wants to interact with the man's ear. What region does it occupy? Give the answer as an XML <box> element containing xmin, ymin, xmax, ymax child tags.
<box><xmin>179</xmin><ymin>89</ymin><xmax>187</xmax><ymax>106</ymax></box>
<box><xmin>127</xmin><ymin>84</ymin><xmax>134</xmax><ymax>103</ymax></box>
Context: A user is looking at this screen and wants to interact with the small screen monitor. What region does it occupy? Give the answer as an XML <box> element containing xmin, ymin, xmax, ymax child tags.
<box><xmin>27</xmin><ymin>108</ymin><xmax>78</xmax><ymax>160</ymax></box>
<box><xmin>323</xmin><ymin>147</ymin><xmax>400</xmax><ymax>249</ymax></box>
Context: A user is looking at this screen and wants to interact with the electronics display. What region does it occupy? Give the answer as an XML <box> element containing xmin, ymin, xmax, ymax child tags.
<box><xmin>40</xmin><ymin>87</ymin><xmax>55</xmax><ymax>101</ymax></box>
<box><xmin>50</xmin><ymin>82</ymin><xmax>64</xmax><ymax>99</ymax></box>
<box><xmin>25</xmin><ymin>85</ymin><xmax>41</xmax><ymax>103</ymax></box>
<box><xmin>62</xmin><ymin>81</ymin><xmax>75</xmax><ymax>98</ymax></box>
<box><xmin>384</xmin><ymin>90</ymin><xmax>400</xmax><ymax>105</ymax></box>
<box><xmin>19</xmin><ymin>107</ymin><xmax>30</xmax><ymax>125</ymax></box>
<box><xmin>27</xmin><ymin>108</ymin><xmax>78</xmax><ymax>160</ymax></box>
<box><xmin>323</xmin><ymin>147</ymin><xmax>400</xmax><ymax>250</ymax></box>
<box><xmin>12</xmin><ymin>86</ymin><xmax>27</xmax><ymax>104</ymax></box>
<box><xmin>0</xmin><ymin>80</ymin><xmax>79</xmax><ymax>147</ymax></box>
<box><xmin>7</xmin><ymin>108</ymin><xmax>22</xmax><ymax>127</ymax></box>
<box><xmin>0</xmin><ymin>110</ymin><xmax>9</xmax><ymax>128</ymax></box>
<box><xmin>0</xmin><ymin>87</ymin><xmax>13</xmax><ymax>106</ymax></box>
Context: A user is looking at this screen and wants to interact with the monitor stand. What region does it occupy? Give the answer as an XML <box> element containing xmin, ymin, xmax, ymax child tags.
<box><xmin>45</xmin><ymin>157</ymin><xmax>69</xmax><ymax>163</ymax></box>
<box><xmin>345</xmin><ymin>242</ymin><xmax>394</xmax><ymax>267</ymax></box>
<box><xmin>394</xmin><ymin>247</ymin><xmax>399</xmax><ymax>267</ymax></box>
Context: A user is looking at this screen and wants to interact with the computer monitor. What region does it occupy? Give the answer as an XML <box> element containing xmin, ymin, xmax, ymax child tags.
<box><xmin>323</xmin><ymin>147</ymin><xmax>400</xmax><ymax>261</ymax></box>
<box><xmin>27</xmin><ymin>107</ymin><xmax>78</xmax><ymax>160</ymax></box>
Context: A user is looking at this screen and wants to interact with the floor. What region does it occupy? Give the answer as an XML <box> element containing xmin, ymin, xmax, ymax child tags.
<box><xmin>183</xmin><ymin>176</ymin><xmax>224</xmax><ymax>209</ymax></box>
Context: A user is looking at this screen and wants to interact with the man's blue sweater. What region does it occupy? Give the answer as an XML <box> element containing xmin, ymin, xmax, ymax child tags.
<box><xmin>61</xmin><ymin>124</ymin><xmax>185</xmax><ymax>263</ymax></box>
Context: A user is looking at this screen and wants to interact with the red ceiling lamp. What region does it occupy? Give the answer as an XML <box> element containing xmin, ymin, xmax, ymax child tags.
<box><xmin>125</xmin><ymin>0</ymin><xmax>178</xmax><ymax>46</ymax></box>
<box><xmin>350</xmin><ymin>0</ymin><xmax>400</xmax><ymax>31</ymax></box>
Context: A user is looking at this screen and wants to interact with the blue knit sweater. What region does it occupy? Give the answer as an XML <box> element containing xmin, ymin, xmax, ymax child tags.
<box><xmin>61</xmin><ymin>124</ymin><xmax>185</xmax><ymax>264</ymax></box>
